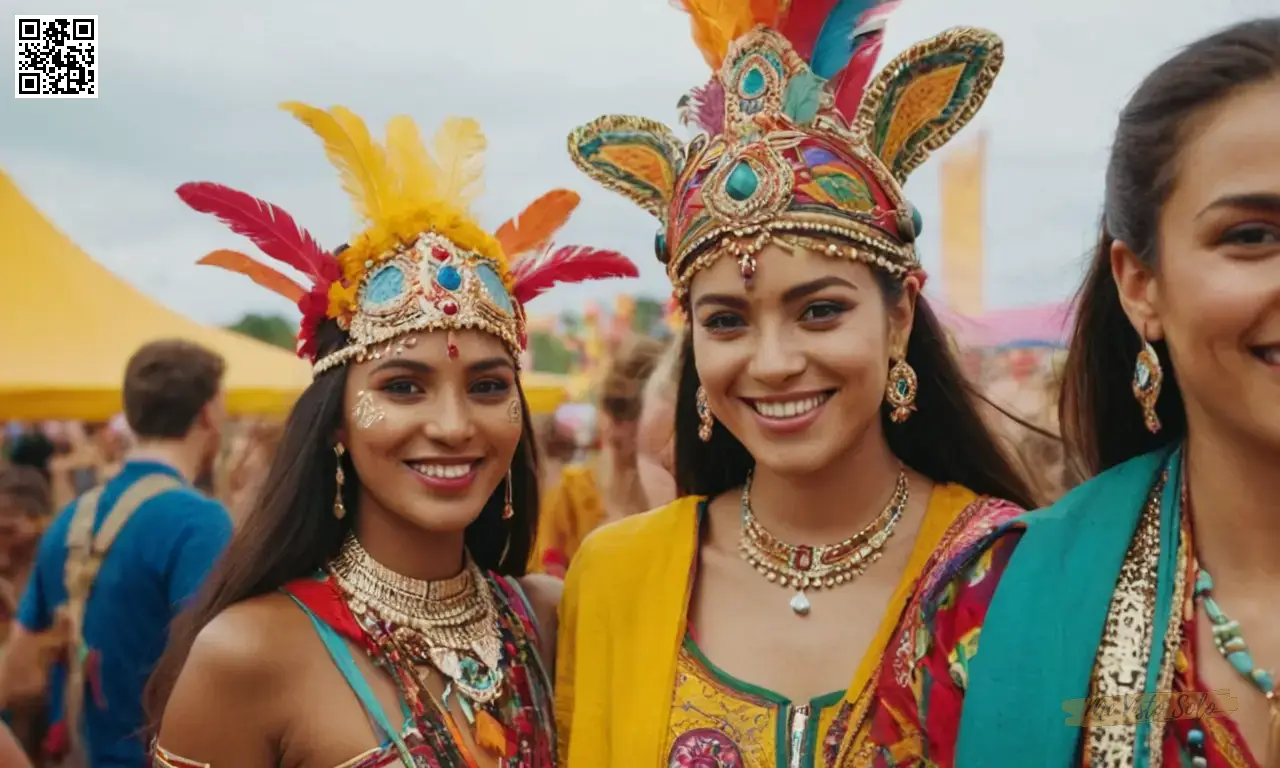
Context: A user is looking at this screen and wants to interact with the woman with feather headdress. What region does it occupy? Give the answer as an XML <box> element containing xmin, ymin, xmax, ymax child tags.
<box><xmin>557</xmin><ymin>1</ymin><xmax>1037</xmax><ymax>765</ymax></box>
<box><xmin>142</xmin><ymin>103</ymin><xmax>637</xmax><ymax>767</ymax></box>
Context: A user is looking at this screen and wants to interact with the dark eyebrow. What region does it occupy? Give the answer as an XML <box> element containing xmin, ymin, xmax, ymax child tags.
<box><xmin>372</xmin><ymin>359</ymin><xmax>433</xmax><ymax>376</ymax></box>
<box><xmin>1197</xmin><ymin>193</ymin><xmax>1280</xmax><ymax>220</ymax></box>
<box><xmin>469</xmin><ymin>357</ymin><xmax>515</xmax><ymax>374</ymax></box>
<box><xmin>692</xmin><ymin>293</ymin><xmax>750</xmax><ymax>311</ymax></box>
<box><xmin>781</xmin><ymin>276</ymin><xmax>856</xmax><ymax>304</ymax></box>
<box><xmin>370</xmin><ymin>356</ymin><xmax>514</xmax><ymax>376</ymax></box>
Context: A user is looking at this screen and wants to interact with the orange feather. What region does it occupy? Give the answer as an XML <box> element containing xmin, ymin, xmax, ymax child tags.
<box><xmin>494</xmin><ymin>190</ymin><xmax>581</xmax><ymax>258</ymax></box>
<box><xmin>198</xmin><ymin>249</ymin><xmax>307</xmax><ymax>304</ymax></box>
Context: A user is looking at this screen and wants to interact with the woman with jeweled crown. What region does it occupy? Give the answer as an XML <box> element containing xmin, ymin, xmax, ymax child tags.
<box><xmin>142</xmin><ymin>102</ymin><xmax>637</xmax><ymax>767</ymax></box>
<box><xmin>557</xmin><ymin>1</ymin><xmax>1037</xmax><ymax>765</ymax></box>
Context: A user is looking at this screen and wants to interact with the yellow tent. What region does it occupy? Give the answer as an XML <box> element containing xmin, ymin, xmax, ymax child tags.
<box><xmin>1</xmin><ymin>170</ymin><xmax>568</xmax><ymax>419</ymax></box>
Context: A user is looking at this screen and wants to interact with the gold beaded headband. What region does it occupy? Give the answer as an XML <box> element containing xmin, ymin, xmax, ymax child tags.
<box><xmin>179</xmin><ymin>103</ymin><xmax>638</xmax><ymax>374</ymax></box>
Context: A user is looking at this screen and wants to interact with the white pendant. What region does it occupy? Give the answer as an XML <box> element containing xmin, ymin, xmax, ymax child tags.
<box><xmin>789</xmin><ymin>591</ymin><xmax>811</xmax><ymax>616</ymax></box>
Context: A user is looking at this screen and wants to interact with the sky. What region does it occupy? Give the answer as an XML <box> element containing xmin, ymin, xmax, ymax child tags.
<box><xmin>2</xmin><ymin>0</ymin><xmax>1275</xmax><ymax>327</ymax></box>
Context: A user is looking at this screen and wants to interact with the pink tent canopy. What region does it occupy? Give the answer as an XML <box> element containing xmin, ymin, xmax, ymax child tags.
<box><xmin>936</xmin><ymin>302</ymin><xmax>1074</xmax><ymax>349</ymax></box>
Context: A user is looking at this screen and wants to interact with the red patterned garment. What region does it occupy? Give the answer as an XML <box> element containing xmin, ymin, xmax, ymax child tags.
<box><xmin>865</xmin><ymin>528</ymin><xmax>1265</xmax><ymax>767</ymax></box>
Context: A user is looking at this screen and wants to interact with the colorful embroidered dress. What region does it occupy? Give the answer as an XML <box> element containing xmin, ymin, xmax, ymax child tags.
<box><xmin>282</xmin><ymin>572</ymin><xmax>556</xmax><ymax>768</ymax></box>
<box><xmin>868</xmin><ymin>448</ymin><xmax>1270</xmax><ymax>767</ymax></box>
<box><xmin>556</xmin><ymin>486</ymin><xmax>1023</xmax><ymax>767</ymax></box>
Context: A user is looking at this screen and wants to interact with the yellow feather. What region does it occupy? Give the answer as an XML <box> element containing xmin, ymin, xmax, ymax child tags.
<box><xmin>385</xmin><ymin>115</ymin><xmax>443</xmax><ymax>208</ymax></box>
<box><xmin>280</xmin><ymin>101</ymin><xmax>397</xmax><ymax>225</ymax></box>
<box><xmin>432</xmin><ymin>117</ymin><xmax>486</xmax><ymax>212</ymax></box>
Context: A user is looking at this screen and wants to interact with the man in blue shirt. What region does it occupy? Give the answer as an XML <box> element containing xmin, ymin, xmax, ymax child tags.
<box><xmin>0</xmin><ymin>340</ymin><xmax>233</xmax><ymax>766</ymax></box>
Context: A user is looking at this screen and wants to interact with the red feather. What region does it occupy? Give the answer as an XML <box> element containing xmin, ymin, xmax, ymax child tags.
<box><xmin>510</xmin><ymin>246</ymin><xmax>638</xmax><ymax>306</ymax></box>
<box><xmin>778</xmin><ymin>0</ymin><xmax>843</xmax><ymax>61</ymax></box>
<box><xmin>830</xmin><ymin>2</ymin><xmax>900</xmax><ymax>120</ymax></box>
<box><xmin>176</xmin><ymin>182</ymin><xmax>337</xmax><ymax>283</ymax></box>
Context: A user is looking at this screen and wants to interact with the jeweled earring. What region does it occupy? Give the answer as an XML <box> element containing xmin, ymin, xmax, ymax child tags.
<box><xmin>332</xmin><ymin>443</ymin><xmax>347</xmax><ymax>520</ymax></box>
<box><xmin>885</xmin><ymin>357</ymin><xmax>918</xmax><ymax>423</ymax></box>
<box><xmin>696</xmin><ymin>386</ymin><xmax>714</xmax><ymax>442</ymax></box>
<box><xmin>502</xmin><ymin>469</ymin><xmax>514</xmax><ymax>520</ymax></box>
<box><xmin>1133</xmin><ymin>338</ymin><xmax>1163</xmax><ymax>433</ymax></box>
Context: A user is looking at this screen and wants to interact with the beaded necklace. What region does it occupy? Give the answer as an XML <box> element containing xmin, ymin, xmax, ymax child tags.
<box><xmin>1183</xmin><ymin>469</ymin><xmax>1278</xmax><ymax>766</ymax></box>
<box><xmin>1191</xmin><ymin>565</ymin><xmax>1277</xmax><ymax>766</ymax></box>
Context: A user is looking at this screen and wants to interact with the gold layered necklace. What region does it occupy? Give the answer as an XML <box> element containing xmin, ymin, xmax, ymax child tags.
<box><xmin>739</xmin><ymin>468</ymin><xmax>909</xmax><ymax>616</ymax></box>
<box><xmin>329</xmin><ymin>535</ymin><xmax>505</xmax><ymax>706</ymax></box>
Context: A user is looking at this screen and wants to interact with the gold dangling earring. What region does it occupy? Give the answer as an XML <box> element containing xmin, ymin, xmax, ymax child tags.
<box><xmin>696</xmin><ymin>386</ymin><xmax>714</xmax><ymax>442</ymax></box>
<box><xmin>332</xmin><ymin>443</ymin><xmax>347</xmax><ymax>520</ymax></box>
<box><xmin>502</xmin><ymin>469</ymin><xmax>514</xmax><ymax>520</ymax></box>
<box><xmin>1133</xmin><ymin>338</ymin><xmax>1163</xmax><ymax>433</ymax></box>
<box><xmin>885</xmin><ymin>357</ymin><xmax>918</xmax><ymax>423</ymax></box>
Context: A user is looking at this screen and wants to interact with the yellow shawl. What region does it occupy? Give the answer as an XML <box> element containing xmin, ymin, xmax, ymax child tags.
<box><xmin>555</xmin><ymin>483</ymin><xmax>975</xmax><ymax>766</ymax></box>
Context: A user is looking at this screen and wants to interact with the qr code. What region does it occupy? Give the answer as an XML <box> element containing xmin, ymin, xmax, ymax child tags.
<box><xmin>15</xmin><ymin>15</ymin><xmax>98</xmax><ymax>99</ymax></box>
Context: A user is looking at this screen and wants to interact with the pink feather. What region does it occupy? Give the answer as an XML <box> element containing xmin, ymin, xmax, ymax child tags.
<box><xmin>830</xmin><ymin>1</ymin><xmax>901</xmax><ymax>120</ymax></box>
<box><xmin>510</xmin><ymin>247</ymin><xmax>639</xmax><ymax>306</ymax></box>
<box><xmin>176</xmin><ymin>182</ymin><xmax>337</xmax><ymax>283</ymax></box>
<box><xmin>680</xmin><ymin>79</ymin><xmax>726</xmax><ymax>135</ymax></box>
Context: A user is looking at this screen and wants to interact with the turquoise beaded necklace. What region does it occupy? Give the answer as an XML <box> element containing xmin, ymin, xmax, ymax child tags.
<box><xmin>1192</xmin><ymin>564</ymin><xmax>1278</xmax><ymax>766</ymax></box>
<box><xmin>1194</xmin><ymin>567</ymin><xmax>1276</xmax><ymax>696</ymax></box>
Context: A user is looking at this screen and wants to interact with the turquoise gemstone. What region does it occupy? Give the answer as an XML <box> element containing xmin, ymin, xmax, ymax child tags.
<box><xmin>1136</xmin><ymin>361</ymin><xmax>1151</xmax><ymax>390</ymax></box>
<box><xmin>436</xmin><ymin>264</ymin><xmax>462</xmax><ymax>291</ymax></box>
<box><xmin>1227</xmin><ymin>650</ymin><xmax>1256</xmax><ymax>677</ymax></box>
<box><xmin>896</xmin><ymin>378</ymin><xmax>910</xmax><ymax>397</ymax></box>
<box><xmin>1254</xmin><ymin>668</ymin><xmax>1275</xmax><ymax>690</ymax></box>
<box><xmin>474</xmin><ymin>263</ymin><xmax>514</xmax><ymax>313</ymax></box>
<box><xmin>725</xmin><ymin>161</ymin><xmax>759</xmax><ymax>201</ymax></box>
<box><xmin>1187</xmin><ymin>728</ymin><xmax>1204</xmax><ymax>746</ymax></box>
<box><xmin>364</xmin><ymin>264</ymin><xmax>405</xmax><ymax>305</ymax></box>
<box><xmin>654</xmin><ymin>230</ymin><xmax>667</xmax><ymax>261</ymax></box>
<box><xmin>742</xmin><ymin>67</ymin><xmax>766</xmax><ymax>97</ymax></box>
<box><xmin>911</xmin><ymin>204</ymin><xmax>924</xmax><ymax>237</ymax></box>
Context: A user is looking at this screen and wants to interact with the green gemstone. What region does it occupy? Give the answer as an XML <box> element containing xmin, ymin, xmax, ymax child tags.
<box><xmin>725</xmin><ymin>161</ymin><xmax>759</xmax><ymax>201</ymax></box>
<box><xmin>742</xmin><ymin>67</ymin><xmax>766</xmax><ymax>97</ymax></box>
<box><xmin>896</xmin><ymin>378</ymin><xmax>910</xmax><ymax>397</ymax></box>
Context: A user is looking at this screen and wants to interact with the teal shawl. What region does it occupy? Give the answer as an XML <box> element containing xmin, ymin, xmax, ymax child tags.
<box><xmin>956</xmin><ymin>446</ymin><xmax>1184</xmax><ymax>767</ymax></box>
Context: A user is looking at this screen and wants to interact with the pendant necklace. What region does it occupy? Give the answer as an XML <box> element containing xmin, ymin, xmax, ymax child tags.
<box><xmin>738</xmin><ymin>469</ymin><xmax>909</xmax><ymax>615</ymax></box>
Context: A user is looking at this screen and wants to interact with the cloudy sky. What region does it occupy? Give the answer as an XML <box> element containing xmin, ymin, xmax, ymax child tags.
<box><xmin>2</xmin><ymin>0</ymin><xmax>1274</xmax><ymax>326</ymax></box>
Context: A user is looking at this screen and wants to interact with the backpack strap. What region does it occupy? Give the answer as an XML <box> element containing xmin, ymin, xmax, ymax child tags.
<box><xmin>59</xmin><ymin>473</ymin><xmax>184</xmax><ymax>758</ymax></box>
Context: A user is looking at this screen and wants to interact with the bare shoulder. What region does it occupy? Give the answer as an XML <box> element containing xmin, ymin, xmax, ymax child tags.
<box><xmin>183</xmin><ymin>593</ymin><xmax>310</xmax><ymax>682</ymax></box>
<box><xmin>517</xmin><ymin>573</ymin><xmax>563</xmax><ymax>668</ymax></box>
<box><xmin>518</xmin><ymin>573</ymin><xmax>564</xmax><ymax>619</ymax></box>
<box><xmin>157</xmin><ymin>593</ymin><xmax>315</xmax><ymax>767</ymax></box>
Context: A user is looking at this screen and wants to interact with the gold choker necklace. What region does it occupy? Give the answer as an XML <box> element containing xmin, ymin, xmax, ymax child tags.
<box><xmin>739</xmin><ymin>469</ymin><xmax>909</xmax><ymax>616</ymax></box>
<box><xmin>329</xmin><ymin>535</ymin><xmax>505</xmax><ymax>704</ymax></box>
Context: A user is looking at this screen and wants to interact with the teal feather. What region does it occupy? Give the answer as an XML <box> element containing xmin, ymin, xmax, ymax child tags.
<box><xmin>810</xmin><ymin>0</ymin><xmax>875</xmax><ymax>78</ymax></box>
<box><xmin>782</xmin><ymin>70</ymin><xmax>828</xmax><ymax>124</ymax></box>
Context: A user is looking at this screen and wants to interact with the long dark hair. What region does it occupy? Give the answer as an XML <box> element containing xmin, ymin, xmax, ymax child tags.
<box><xmin>1060</xmin><ymin>18</ymin><xmax>1280</xmax><ymax>478</ymax></box>
<box><xmin>675</xmin><ymin>271</ymin><xmax>1039</xmax><ymax>510</ymax></box>
<box><xmin>144</xmin><ymin>320</ymin><xmax>540</xmax><ymax>730</ymax></box>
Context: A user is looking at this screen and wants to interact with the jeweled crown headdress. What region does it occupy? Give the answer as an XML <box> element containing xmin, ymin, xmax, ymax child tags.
<box><xmin>568</xmin><ymin>0</ymin><xmax>1002</xmax><ymax>297</ymax></box>
<box><xmin>179</xmin><ymin>102</ymin><xmax>638</xmax><ymax>374</ymax></box>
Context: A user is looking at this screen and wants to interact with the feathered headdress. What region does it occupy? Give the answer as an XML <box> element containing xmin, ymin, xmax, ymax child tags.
<box><xmin>179</xmin><ymin>103</ymin><xmax>638</xmax><ymax>374</ymax></box>
<box><xmin>569</xmin><ymin>0</ymin><xmax>1003</xmax><ymax>297</ymax></box>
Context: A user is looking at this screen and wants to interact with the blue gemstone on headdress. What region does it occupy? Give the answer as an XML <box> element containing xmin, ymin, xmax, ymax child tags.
<box><xmin>726</xmin><ymin>161</ymin><xmax>759</xmax><ymax>201</ymax></box>
<box><xmin>911</xmin><ymin>204</ymin><xmax>924</xmax><ymax>237</ymax></box>
<box><xmin>475</xmin><ymin>263</ymin><xmax>514</xmax><ymax>314</ymax></box>
<box><xmin>364</xmin><ymin>264</ymin><xmax>405</xmax><ymax>305</ymax></box>
<box><xmin>742</xmin><ymin>67</ymin><xmax>766</xmax><ymax>98</ymax></box>
<box><xmin>654</xmin><ymin>230</ymin><xmax>667</xmax><ymax>261</ymax></box>
<box><xmin>436</xmin><ymin>265</ymin><xmax>462</xmax><ymax>291</ymax></box>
